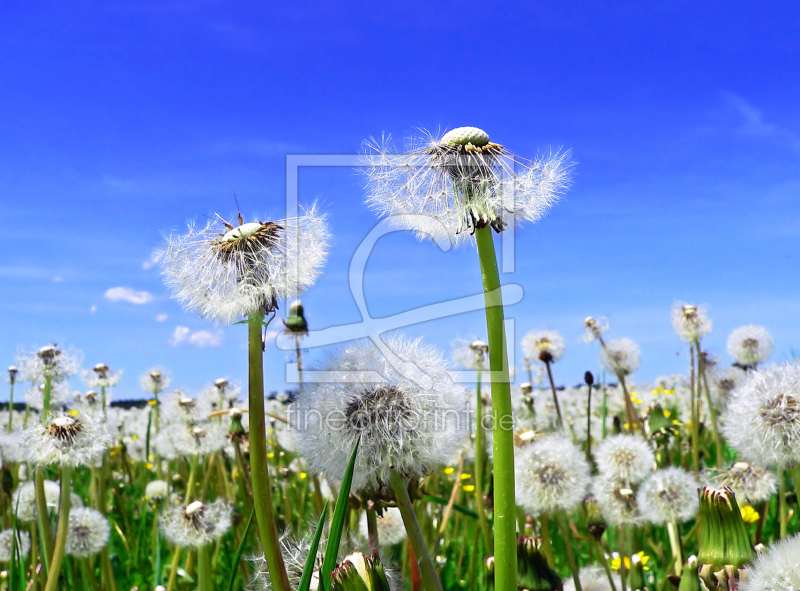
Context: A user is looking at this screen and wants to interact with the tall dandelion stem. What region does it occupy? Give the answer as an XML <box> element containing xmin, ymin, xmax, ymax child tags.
<box><xmin>35</xmin><ymin>467</ymin><xmax>54</xmax><ymax>568</ymax></box>
<box><xmin>778</xmin><ymin>466</ymin><xmax>788</xmax><ymax>539</ymax></box>
<box><xmin>667</xmin><ymin>519</ymin><xmax>682</xmax><ymax>576</ymax></box>
<box><xmin>555</xmin><ymin>511</ymin><xmax>582</xmax><ymax>591</ymax></box>
<box><xmin>247</xmin><ymin>312</ymin><xmax>290</xmax><ymax>591</ymax></box>
<box><xmin>544</xmin><ymin>360</ymin><xmax>563</xmax><ymax>428</ymax></box>
<box><xmin>389</xmin><ymin>468</ymin><xmax>443</xmax><ymax>591</ymax></box>
<box><xmin>689</xmin><ymin>344</ymin><xmax>700</xmax><ymax>474</ymax></box>
<box><xmin>696</xmin><ymin>342</ymin><xmax>723</xmax><ymax>468</ymax></box>
<box><xmin>197</xmin><ymin>545</ymin><xmax>212</xmax><ymax>591</ymax></box>
<box><xmin>42</xmin><ymin>375</ymin><xmax>53</xmax><ymax>418</ymax></box>
<box><xmin>7</xmin><ymin>379</ymin><xmax>14</xmax><ymax>432</ymax></box>
<box><xmin>475</xmin><ymin>226</ymin><xmax>517</xmax><ymax>591</ymax></box>
<box><xmin>44</xmin><ymin>466</ymin><xmax>72</xmax><ymax>591</ymax></box>
<box><xmin>474</xmin><ymin>369</ymin><xmax>493</xmax><ymax>553</ymax></box>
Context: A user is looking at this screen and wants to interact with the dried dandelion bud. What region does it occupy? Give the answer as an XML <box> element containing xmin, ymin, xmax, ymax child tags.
<box><xmin>284</xmin><ymin>300</ymin><xmax>309</xmax><ymax>335</ymax></box>
<box><xmin>330</xmin><ymin>552</ymin><xmax>393</xmax><ymax>591</ymax></box>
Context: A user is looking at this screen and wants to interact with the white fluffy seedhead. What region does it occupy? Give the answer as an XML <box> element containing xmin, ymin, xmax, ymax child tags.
<box><xmin>140</xmin><ymin>368</ymin><xmax>170</xmax><ymax>395</ymax></box>
<box><xmin>11</xmin><ymin>480</ymin><xmax>82</xmax><ymax>522</ymax></box>
<box><xmin>515</xmin><ymin>434</ymin><xmax>591</xmax><ymax>516</ymax></box>
<box><xmin>145</xmin><ymin>480</ymin><xmax>170</xmax><ymax>502</ymax></box>
<box><xmin>521</xmin><ymin>330</ymin><xmax>565</xmax><ymax>364</ymax></box>
<box><xmin>740</xmin><ymin>532</ymin><xmax>800</xmax><ymax>591</ymax></box>
<box><xmin>594</xmin><ymin>434</ymin><xmax>655</xmax><ymax>485</ymax></box>
<box><xmin>726</xmin><ymin>325</ymin><xmax>773</xmax><ymax>367</ymax></box>
<box><xmin>0</xmin><ymin>529</ymin><xmax>31</xmax><ymax>562</ymax></box>
<box><xmin>358</xmin><ymin>507</ymin><xmax>407</xmax><ymax>547</ymax></box>
<box><xmin>160</xmin><ymin>499</ymin><xmax>233</xmax><ymax>548</ymax></box>
<box><xmin>291</xmin><ymin>335</ymin><xmax>470</xmax><ymax>493</ymax></box>
<box><xmin>25</xmin><ymin>412</ymin><xmax>111</xmax><ymax>468</ymax></box>
<box><xmin>636</xmin><ymin>467</ymin><xmax>699</xmax><ymax>524</ymax></box>
<box><xmin>451</xmin><ymin>338</ymin><xmax>489</xmax><ymax>371</ymax></box>
<box><xmin>712</xmin><ymin>461</ymin><xmax>777</xmax><ymax>504</ymax></box>
<box><xmin>592</xmin><ymin>476</ymin><xmax>643</xmax><ymax>526</ymax></box>
<box><xmin>721</xmin><ymin>363</ymin><xmax>800</xmax><ymax>468</ymax></box>
<box><xmin>81</xmin><ymin>365</ymin><xmax>122</xmax><ymax>390</ymax></box>
<box><xmin>363</xmin><ymin>129</ymin><xmax>572</xmax><ymax>246</ymax></box>
<box><xmin>16</xmin><ymin>346</ymin><xmax>82</xmax><ymax>384</ymax></box>
<box><xmin>159</xmin><ymin>206</ymin><xmax>329</xmax><ymax>324</ymax></box>
<box><xmin>563</xmin><ymin>565</ymin><xmax>621</xmax><ymax>591</ymax></box>
<box><xmin>600</xmin><ymin>338</ymin><xmax>641</xmax><ymax>377</ymax></box>
<box><xmin>66</xmin><ymin>507</ymin><xmax>110</xmax><ymax>557</ymax></box>
<box><xmin>671</xmin><ymin>303</ymin><xmax>712</xmax><ymax>342</ymax></box>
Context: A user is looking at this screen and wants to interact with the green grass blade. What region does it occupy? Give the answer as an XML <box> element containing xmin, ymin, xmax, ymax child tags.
<box><xmin>226</xmin><ymin>506</ymin><xmax>256</xmax><ymax>591</ymax></box>
<box><xmin>422</xmin><ymin>495</ymin><xmax>483</xmax><ymax>521</ymax></box>
<box><xmin>297</xmin><ymin>503</ymin><xmax>329</xmax><ymax>591</ymax></box>
<box><xmin>320</xmin><ymin>437</ymin><xmax>360</xmax><ymax>591</ymax></box>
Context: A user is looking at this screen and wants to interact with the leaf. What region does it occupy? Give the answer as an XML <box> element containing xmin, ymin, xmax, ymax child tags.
<box><xmin>422</xmin><ymin>495</ymin><xmax>485</xmax><ymax>521</ymax></box>
<box><xmin>227</xmin><ymin>506</ymin><xmax>256</xmax><ymax>591</ymax></box>
<box><xmin>320</xmin><ymin>437</ymin><xmax>360</xmax><ymax>591</ymax></box>
<box><xmin>297</xmin><ymin>503</ymin><xmax>329</xmax><ymax>591</ymax></box>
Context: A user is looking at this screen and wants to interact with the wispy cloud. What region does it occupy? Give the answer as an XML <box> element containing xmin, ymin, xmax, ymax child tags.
<box><xmin>104</xmin><ymin>287</ymin><xmax>154</xmax><ymax>305</ymax></box>
<box><xmin>169</xmin><ymin>326</ymin><xmax>222</xmax><ymax>347</ymax></box>
<box><xmin>142</xmin><ymin>251</ymin><xmax>160</xmax><ymax>270</ymax></box>
<box><xmin>722</xmin><ymin>92</ymin><xmax>800</xmax><ymax>153</ymax></box>
<box><xmin>156</xmin><ymin>314</ymin><xmax>168</xmax><ymax>322</ymax></box>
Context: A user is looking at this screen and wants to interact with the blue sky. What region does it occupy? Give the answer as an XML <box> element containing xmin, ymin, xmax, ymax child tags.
<box><xmin>2</xmin><ymin>1</ymin><xmax>799</xmax><ymax>400</ymax></box>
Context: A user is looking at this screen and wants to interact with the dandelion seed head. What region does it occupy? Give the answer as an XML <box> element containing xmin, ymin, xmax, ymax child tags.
<box><xmin>16</xmin><ymin>345</ymin><xmax>81</xmax><ymax>384</ymax></box>
<box><xmin>11</xmin><ymin>480</ymin><xmax>82</xmax><ymax>522</ymax></box>
<box><xmin>25</xmin><ymin>411</ymin><xmax>111</xmax><ymax>467</ymax></box>
<box><xmin>515</xmin><ymin>434</ymin><xmax>591</xmax><ymax>515</ymax></box>
<box><xmin>81</xmin><ymin>363</ymin><xmax>122</xmax><ymax>389</ymax></box>
<box><xmin>563</xmin><ymin>565</ymin><xmax>621</xmax><ymax>591</ymax></box>
<box><xmin>594</xmin><ymin>434</ymin><xmax>654</xmax><ymax>485</ymax></box>
<box><xmin>671</xmin><ymin>303</ymin><xmax>712</xmax><ymax>342</ymax></box>
<box><xmin>451</xmin><ymin>338</ymin><xmax>489</xmax><ymax>371</ymax></box>
<box><xmin>159</xmin><ymin>205</ymin><xmax>329</xmax><ymax>324</ymax></box>
<box><xmin>140</xmin><ymin>368</ymin><xmax>170</xmax><ymax>394</ymax></box>
<box><xmin>358</xmin><ymin>507</ymin><xmax>407</xmax><ymax>547</ymax></box>
<box><xmin>583</xmin><ymin>316</ymin><xmax>609</xmax><ymax>343</ymax></box>
<box><xmin>291</xmin><ymin>335</ymin><xmax>469</xmax><ymax>492</ymax></box>
<box><xmin>637</xmin><ymin>467</ymin><xmax>700</xmax><ymax>524</ymax></box>
<box><xmin>522</xmin><ymin>330</ymin><xmax>565</xmax><ymax>364</ymax></box>
<box><xmin>160</xmin><ymin>499</ymin><xmax>233</xmax><ymax>548</ymax></box>
<box><xmin>66</xmin><ymin>507</ymin><xmax>110</xmax><ymax>557</ymax></box>
<box><xmin>600</xmin><ymin>338</ymin><xmax>641</xmax><ymax>377</ymax></box>
<box><xmin>722</xmin><ymin>363</ymin><xmax>800</xmax><ymax>468</ymax></box>
<box><xmin>740</xmin><ymin>532</ymin><xmax>800</xmax><ymax>591</ymax></box>
<box><xmin>712</xmin><ymin>462</ymin><xmax>777</xmax><ymax>504</ymax></box>
<box><xmin>727</xmin><ymin>325</ymin><xmax>773</xmax><ymax>367</ymax></box>
<box><xmin>0</xmin><ymin>529</ymin><xmax>31</xmax><ymax>562</ymax></box>
<box><xmin>145</xmin><ymin>480</ymin><xmax>170</xmax><ymax>501</ymax></box>
<box><xmin>592</xmin><ymin>476</ymin><xmax>644</xmax><ymax>526</ymax></box>
<box><xmin>363</xmin><ymin>129</ymin><xmax>572</xmax><ymax>246</ymax></box>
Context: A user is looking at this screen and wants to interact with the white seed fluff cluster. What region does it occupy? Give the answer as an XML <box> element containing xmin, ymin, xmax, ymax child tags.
<box><xmin>450</xmin><ymin>339</ymin><xmax>489</xmax><ymax>371</ymax></box>
<box><xmin>140</xmin><ymin>368</ymin><xmax>170</xmax><ymax>395</ymax></box>
<box><xmin>591</xmin><ymin>477</ymin><xmax>643</xmax><ymax>526</ymax></box>
<box><xmin>66</xmin><ymin>507</ymin><xmax>110</xmax><ymax>557</ymax></box>
<box><xmin>670</xmin><ymin>303</ymin><xmax>712</xmax><ymax>342</ymax></box>
<box><xmin>145</xmin><ymin>480</ymin><xmax>170</xmax><ymax>501</ymax></box>
<box><xmin>0</xmin><ymin>529</ymin><xmax>31</xmax><ymax>561</ymax></box>
<box><xmin>25</xmin><ymin>412</ymin><xmax>111</xmax><ymax>468</ymax></box>
<box><xmin>740</xmin><ymin>532</ymin><xmax>800</xmax><ymax>591</ymax></box>
<box><xmin>726</xmin><ymin>325</ymin><xmax>773</xmax><ymax>367</ymax></box>
<box><xmin>721</xmin><ymin>363</ymin><xmax>800</xmax><ymax>468</ymax></box>
<box><xmin>291</xmin><ymin>336</ymin><xmax>469</xmax><ymax>492</ymax></box>
<box><xmin>81</xmin><ymin>365</ymin><xmax>122</xmax><ymax>389</ymax></box>
<box><xmin>11</xmin><ymin>481</ymin><xmax>82</xmax><ymax>522</ymax></box>
<box><xmin>563</xmin><ymin>565</ymin><xmax>621</xmax><ymax>591</ymax></box>
<box><xmin>160</xmin><ymin>499</ymin><xmax>233</xmax><ymax>548</ymax></box>
<box><xmin>364</xmin><ymin>128</ymin><xmax>572</xmax><ymax>245</ymax></box>
<box><xmin>521</xmin><ymin>330</ymin><xmax>565</xmax><ymax>363</ymax></box>
<box><xmin>16</xmin><ymin>346</ymin><xmax>82</xmax><ymax>384</ymax></box>
<box><xmin>159</xmin><ymin>206</ymin><xmax>329</xmax><ymax>324</ymax></box>
<box><xmin>594</xmin><ymin>434</ymin><xmax>655</xmax><ymax>485</ymax></box>
<box><xmin>583</xmin><ymin>317</ymin><xmax>610</xmax><ymax>343</ymax></box>
<box><xmin>600</xmin><ymin>338</ymin><xmax>641</xmax><ymax>377</ymax></box>
<box><xmin>636</xmin><ymin>467</ymin><xmax>700</xmax><ymax>524</ymax></box>
<box><xmin>359</xmin><ymin>507</ymin><xmax>408</xmax><ymax>547</ymax></box>
<box><xmin>515</xmin><ymin>434</ymin><xmax>591</xmax><ymax>516</ymax></box>
<box><xmin>712</xmin><ymin>462</ymin><xmax>777</xmax><ymax>504</ymax></box>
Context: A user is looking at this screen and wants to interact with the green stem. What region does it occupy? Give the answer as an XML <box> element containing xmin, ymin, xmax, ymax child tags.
<box><xmin>667</xmin><ymin>519</ymin><xmax>682</xmax><ymax>576</ymax></box>
<box><xmin>544</xmin><ymin>360</ymin><xmax>563</xmax><ymax>428</ymax></box>
<box><xmin>7</xmin><ymin>381</ymin><xmax>14</xmax><ymax>432</ymax></box>
<box><xmin>555</xmin><ymin>511</ymin><xmax>582</xmax><ymax>591</ymax></box>
<box><xmin>80</xmin><ymin>558</ymin><xmax>99</xmax><ymax>591</ymax></box>
<box><xmin>474</xmin><ymin>226</ymin><xmax>517</xmax><ymax>591</ymax></box>
<box><xmin>689</xmin><ymin>344</ymin><xmax>700</xmax><ymax>475</ymax></box>
<box><xmin>473</xmin><ymin>369</ymin><xmax>493</xmax><ymax>553</ymax></box>
<box><xmin>778</xmin><ymin>466</ymin><xmax>788</xmax><ymax>539</ymax></box>
<box><xmin>366</xmin><ymin>507</ymin><xmax>379</xmax><ymax>553</ymax></box>
<box><xmin>35</xmin><ymin>466</ymin><xmax>54</xmax><ymax>571</ymax></box>
<box><xmin>696</xmin><ymin>343</ymin><xmax>723</xmax><ymax>469</ymax></box>
<box><xmin>247</xmin><ymin>312</ymin><xmax>290</xmax><ymax>591</ymax></box>
<box><xmin>197</xmin><ymin>544</ymin><xmax>212</xmax><ymax>591</ymax></box>
<box><xmin>44</xmin><ymin>466</ymin><xmax>72</xmax><ymax>591</ymax></box>
<box><xmin>593</xmin><ymin>539</ymin><xmax>617</xmax><ymax>591</ymax></box>
<box><xmin>42</xmin><ymin>375</ymin><xmax>52</xmax><ymax>418</ymax></box>
<box><xmin>389</xmin><ymin>469</ymin><xmax>443</xmax><ymax>591</ymax></box>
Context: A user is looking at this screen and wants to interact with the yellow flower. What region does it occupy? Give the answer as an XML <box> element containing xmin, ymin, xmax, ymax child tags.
<box><xmin>663</xmin><ymin>409</ymin><xmax>672</xmax><ymax>418</ymax></box>
<box><xmin>460</xmin><ymin>473</ymin><xmax>472</xmax><ymax>480</ymax></box>
<box><xmin>299</xmin><ymin>472</ymin><xmax>308</xmax><ymax>480</ymax></box>
<box><xmin>611</xmin><ymin>552</ymin><xmax>650</xmax><ymax>571</ymax></box>
<box><xmin>444</xmin><ymin>467</ymin><xmax>455</xmax><ymax>475</ymax></box>
<box><xmin>741</xmin><ymin>505</ymin><xmax>760</xmax><ymax>524</ymax></box>
<box><xmin>68</xmin><ymin>410</ymin><xmax>79</xmax><ymax>417</ymax></box>
<box><xmin>463</xmin><ymin>485</ymin><xmax>475</xmax><ymax>492</ymax></box>
<box><xmin>148</xmin><ymin>399</ymin><xmax>157</xmax><ymax>406</ymax></box>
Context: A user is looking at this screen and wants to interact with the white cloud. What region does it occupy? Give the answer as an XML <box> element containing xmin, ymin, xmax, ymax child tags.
<box><xmin>170</xmin><ymin>326</ymin><xmax>222</xmax><ymax>347</ymax></box>
<box><xmin>142</xmin><ymin>250</ymin><xmax>159</xmax><ymax>270</ymax></box>
<box><xmin>156</xmin><ymin>314</ymin><xmax>168</xmax><ymax>322</ymax></box>
<box><xmin>53</xmin><ymin>276</ymin><xmax>64</xmax><ymax>283</ymax></box>
<box><xmin>104</xmin><ymin>287</ymin><xmax>154</xmax><ymax>305</ymax></box>
<box><xmin>90</xmin><ymin>305</ymin><xmax>97</xmax><ymax>313</ymax></box>
<box><xmin>169</xmin><ymin>326</ymin><xmax>190</xmax><ymax>346</ymax></box>
<box><xmin>188</xmin><ymin>331</ymin><xmax>222</xmax><ymax>347</ymax></box>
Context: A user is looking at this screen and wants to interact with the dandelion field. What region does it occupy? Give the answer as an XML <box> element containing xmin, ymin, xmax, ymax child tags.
<box><xmin>3</xmin><ymin>126</ymin><xmax>799</xmax><ymax>591</ymax></box>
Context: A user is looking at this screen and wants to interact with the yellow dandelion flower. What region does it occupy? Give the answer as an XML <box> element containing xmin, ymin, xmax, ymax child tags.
<box><xmin>463</xmin><ymin>485</ymin><xmax>475</xmax><ymax>492</ymax></box>
<box><xmin>741</xmin><ymin>505</ymin><xmax>760</xmax><ymax>524</ymax></box>
<box><xmin>444</xmin><ymin>467</ymin><xmax>455</xmax><ymax>475</ymax></box>
<box><xmin>460</xmin><ymin>473</ymin><xmax>472</xmax><ymax>480</ymax></box>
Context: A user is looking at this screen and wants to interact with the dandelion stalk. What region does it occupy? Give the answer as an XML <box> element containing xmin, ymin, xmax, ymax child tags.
<box><xmin>555</xmin><ymin>511</ymin><xmax>582</xmax><ymax>591</ymax></box>
<box><xmin>197</xmin><ymin>544</ymin><xmax>212</xmax><ymax>591</ymax></box>
<box><xmin>389</xmin><ymin>468</ymin><xmax>443</xmax><ymax>591</ymax></box>
<box><xmin>689</xmin><ymin>344</ymin><xmax>700</xmax><ymax>474</ymax></box>
<box><xmin>475</xmin><ymin>225</ymin><xmax>517</xmax><ymax>591</ymax></box>
<box><xmin>696</xmin><ymin>345</ymin><xmax>723</xmax><ymax>469</ymax></box>
<box><xmin>543</xmin><ymin>359</ymin><xmax>563</xmax><ymax>429</ymax></box>
<box><xmin>778</xmin><ymin>466</ymin><xmax>788</xmax><ymax>539</ymax></box>
<box><xmin>666</xmin><ymin>519</ymin><xmax>682</xmax><ymax>576</ymax></box>
<box><xmin>7</xmin><ymin>368</ymin><xmax>16</xmax><ymax>432</ymax></box>
<box><xmin>247</xmin><ymin>312</ymin><xmax>290</xmax><ymax>591</ymax></box>
<box><xmin>44</xmin><ymin>466</ymin><xmax>72</xmax><ymax>591</ymax></box>
<box><xmin>35</xmin><ymin>467</ymin><xmax>54</xmax><ymax>569</ymax></box>
<box><xmin>473</xmin><ymin>368</ymin><xmax>493</xmax><ymax>553</ymax></box>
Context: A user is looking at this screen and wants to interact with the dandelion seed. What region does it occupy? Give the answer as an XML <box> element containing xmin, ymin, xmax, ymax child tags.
<box><xmin>160</xmin><ymin>499</ymin><xmax>233</xmax><ymax>548</ymax></box>
<box><xmin>599</xmin><ymin>338</ymin><xmax>641</xmax><ymax>377</ymax></box>
<box><xmin>592</xmin><ymin>476</ymin><xmax>643</xmax><ymax>526</ymax></box>
<box><xmin>514</xmin><ymin>434</ymin><xmax>591</xmax><ymax>515</ymax></box>
<box><xmin>359</xmin><ymin>507</ymin><xmax>407</xmax><ymax>547</ymax></box>
<box><xmin>140</xmin><ymin>368</ymin><xmax>170</xmax><ymax>395</ymax></box>
<box><xmin>291</xmin><ymin>335</ymin><xmax>469</xmax><ymax>492</ymax></box>
<box><xmin>740</xmin><ymin>533</ymin><xmax>800</xmax><ymax>591</ymax></box>
<box><xmin>451</xmin><ymin>339</ymin><xmax>489</xmax><ymax>371</ymax></box>
<box><xmin>65</xmin><ymin>507</ymin><xmax>110</xmax><ymax>557</ymax></box>
<box><xmin>712</xmin><ymin>461</ymin><xmax>777</xmax><ymax>504</ymax></box>
<box><xmin>16</xmin><ymin>345</ymin><xmax>82</xmax><ymax>385</ymax></box>
<box><xmin>24</xmin><ymin>411</ymin><xmax>111</xmax><ymax>467</ymax></box>
<box><xmin>637</xmin><ymin>467</ymin><xmax>700</xmax><ymax>524</ymax></box>
<box><xmin>727</xmin><ymin>325</ymin><xmax>773</xmax><ymax>368</ymax></box>
<box><xmin>671</xmin><ymin>303</ymin><xmax>712</xmax><ymax>343</ymax></box>
<box><xmin>159</xmin><ymin>205</ymin><xmax>329</xmax><ymax>324</ymax></box>
<box><xmin>583</xmin><ymin>317</ymin><xmax>609</xmax><ymax>343</ymax></box>
<box><xmin>81</xmin><ymin>363</ymin><xmax>122</xmax><ymax>389</ymax></box>
<box><xmin>363</xmin><ymin>128</ymin><xmax>572</xmax><ymax>245</ymax></box>
<box><xmin>563</xmin><ymin>565</ymin><xmax>621</xmax><ymax>591</ymax></box>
